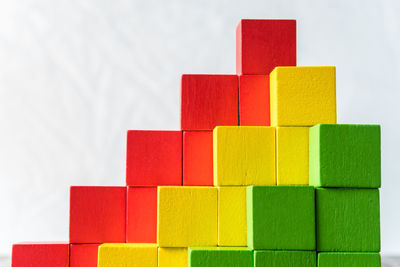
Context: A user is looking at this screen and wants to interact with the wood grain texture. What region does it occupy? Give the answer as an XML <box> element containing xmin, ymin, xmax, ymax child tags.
<box><xmin>316</xmin><ymin>188</ymin><xmax>380</xmax><ymax>252</ymax></box>
<box><xmin>180</xmin><ymin>74</ymin><xmax>238</xmax><ymax>130</ymax></box>
<box><xmin>12</xmin><ymin>243</ymin><xmax>69</xmax><ymax>267</ymax></box>
<box><xmin>157</xmin><ymin>186</ymin><xmax>217</xmax><ymax>247</ymax></box>
<box><xmin>69</xmin><ymin>186</ymin><xmax>126</xmax><ymax>243</ymax></box>
<box><xmin>236</xmin><ymin>19</ymin><xmax>296</xmax><ymax>75</ymax></box>
<box><xmin>254</xmin><ymin>250</ymin><xmax>316</xmax><ymax>267</ymax></box>
<box><xmin>189</xmin><ymin>247</ymin><xmax>252</xmax><ymax>267</ymax></box>
<box><xmin>213</xmin><ymin>126</ymin><xmax>276</xmax><ymax>186</ymax></box>
<box><xmin>309</xmin><ymin>124</ymin><xmax>381</xmax><ymax>188</ymax></box>
<box><xmin>158</xmin><ymin>248</ymin><xmax>188</xmax><ymax>267</ymax></box>
<box><xmin>270</xmin><ymin>66</ymin><xmax>336</xmax><ymax>126</ymax></box>
<box><xmin>239</xmin><ymin>75</ymin><xmax>270</xmax><ymax>126</ymax></box>
<box><xmin>98</xmin><ymin>243</ymin><xmax>157</xmax><ymax>267</ymax></box>
<box><xmin>318</xmin><ymin>252</ymin><xmax>381</xmax><ymax>267</ymax></box>
<box><xmin>126</xmin><ymin>130</ymin><xmax>182</xmax><ymax>186</ymax></box>
<box><xmin>70</xmin><ymin>244</ymin><xmax>100</xmax><ymax>267</ymax></box>
<box><xmin>247</xmin><ymin>186</ymin><xmax>315</xmax><ymax>250</ymax></box>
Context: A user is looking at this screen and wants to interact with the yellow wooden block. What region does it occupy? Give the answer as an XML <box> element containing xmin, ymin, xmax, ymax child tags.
<box><xmin>98</xmin><ymin>243</ymin><xmax>157</xmax><ymax>267</ymax></box>
<box><xmin>270</xmin><ymin>66</ymin><xmax>336</xmax><ymax>126</ymax></box>
<box><xmin>157</xmin><ymin>186</ymin><xmax>218</xmax><ymax>247</ymax></box>
<box><xmin>213</xmin><ymin>126</ymin><xmax>276</xmax><ymax>186</ymax></box>
<box><xmin>158</xmin><ymin>247</ymin><xmax>188</xmax><ymax>267</ymax></box>
<box><xmin>276</xmin><ymin>127</ymin><xmax>309</xmax><ymax>185</ymax></box>
<box><xmin>218</xmin><ymin>186</ymin><xmax>247</xmax><ymax>246</ymax></box>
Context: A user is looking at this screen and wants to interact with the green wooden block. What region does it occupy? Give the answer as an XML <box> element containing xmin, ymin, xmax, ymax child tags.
<box><xmin>316</xmin><ymin>188</ymin><xmax>380</xmax><ymax>252</ymax></box>
<box><xmin>309</xmin><ymin>124</ymin><xmax>381</xmax><ymax>188</ymax></box>
<box><xmin>318</xmin><ymin>252</ymin><xmax>381</xmax><ymax>266</ymax></box>
<box><xmin>189</xmin><ymin>247</ymin><xmax>252</xmax><ymax>267</ymax></box>
<box><xmin>247</xmin><ymin>186</ymin><xmax>315</xmax><ymax>250</ymax></box>
<box><xmin>254</xmin><ymin>250</ymin><xmax>316</xmax><ymax>267</ymax></box>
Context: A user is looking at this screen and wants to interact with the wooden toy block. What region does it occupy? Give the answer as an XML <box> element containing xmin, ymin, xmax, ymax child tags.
<box><xmin>254</xmin><ymin>251</ymin><xmax>316</xmax><ymax>267</ymax></box>
<box><xmin>236</xmin><ymin>19</ymin><xmax>296</xmax><ymax>75</ymax></box>
<box><xmin>183</xmin><ymin>131</ymin><xmax>213</xmax><ymax>186</ymax></box>
<box><xmin>309</xmin><ymin>124</ymin><xmax>381</xmax><ymax>188</ymax></box>
<box><xmin>277</xmin><ymin>127</ymin><xmax>309</xmax><ymax>185</ymax></box>
<box><xmin>318</xmin><ymin>252</ymin><xmax>381</xmax><ymax>266</ymax></box>
<box><xmin>157</xmin><ymin>186</ymin><xmax>217</xmax><ymax>247</ymax></box>
<box><xmin>189</xmin><ymin>247</ymin><xmax>253</xmax><ymax>267</ymax></box>
<box><xmin>69</xmin><ymin>186</ymin><xmax>126</xmax><ymax>243</ymax></box>
<box><xmin>12</xmin><ymin>242</ymin><xmax>69</xmax><ymax>267</ymax></box>
<box><xmin>316</xmin><ymin>188</ymin><xmax>380</xmax><ymax>252</ymax></box>
<box><xmin>126</xmin><ymin>187</ymin><xmax>157</xmax><ymax>243</ymax></box>
<box><xmin>247</xmin><ymin>186</ymin><xmax>315</xmax><ymax>250</ymax></box>
<box><xmin>158</xmin><ymin>248</ymin><xmax>188</xmax><ymax>267</ymax></box>
<box><xmin>270</xmin><ymin>66</ymin><xmax>336</xmax><ymax>126</ymax></box>
<box><xmin>218</xmin><ymin>186</ymin><xmax>247</xmax><ymax>246</ymax></box>
<box><xmin>239</xmin><ymin>75</ymin><xmax>270</xmax><ymax>126</ymax></box>
<box><xmin>126</xmin><ymin>130</ymin><xmax>182</xmax><ymax>186</ymax></box>
<box><xmin>213</xmin><ymin>126</ymin><xmax>275</xmax><ymax>186</ymax></box>
<box><xmin>180</xmin><ymin>74</ymin><xmax>238</xmax><ymax>130</ymax></box>
<box><xmin>98</xmin><ymin>243</ymin><xmax>157</xmax><ymax>267</ymax></box>
<box><xmin>70</xmin><ymin>244</ymin><xmax>100</xmax><ymax>267</ymax></box>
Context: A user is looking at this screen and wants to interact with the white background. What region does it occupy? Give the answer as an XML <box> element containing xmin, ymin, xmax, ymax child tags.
<box><xmin>0</xmin><ymin>0</ymin><xmax>399</xmax><ymax>256</ymax></box>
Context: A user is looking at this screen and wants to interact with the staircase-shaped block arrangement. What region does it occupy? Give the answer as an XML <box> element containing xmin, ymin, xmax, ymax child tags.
<box><xmin>12</xmin><ymin>19</ymin><xmax>381</xmax><ymax>267</ymax></box>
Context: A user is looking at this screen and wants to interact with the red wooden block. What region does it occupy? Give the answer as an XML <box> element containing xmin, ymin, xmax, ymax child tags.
<box><xmin>239</xmin><ymin>75</ymin><xmax>270</xmax><ymax>126</ymax></box>
<box><xmin>12</xmin><ymin>242</ymin><xmax>69</xmax><ymax>267</ymax></box>
<box><xmin>69</xmin><ymin>186</ymin><xmax>126</xmax><ymax>243</ymax></box>
<box><xmin>70</xmin><ymin>244</ymin><xmax>100</xmax><ymax>267</ymax></box>
<box><xmin>183</xmin><ymin>131</ymin><xmax>213</xmax><ymax>186</ymax></box>
<box><xmin>180</xmin><ymin>74</ymin><xmax>238</xmax><ymax>130</ymax></box>
<box><xmin>236</xmin><ymin>19</ymin><xmax>296</xmax><ymax>75</ymax></box>
<box><xmin>126</xmin><ymin>187</ymin><xmax>157</xmax><ymax>243</ymax></box>
<box><xmin>126</xmin><ymin>130</ymin><xmax>182</xmax><ymax>186</ymax></box>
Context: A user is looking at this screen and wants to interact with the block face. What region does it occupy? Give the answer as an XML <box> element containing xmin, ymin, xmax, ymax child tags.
<box><xmin>70</xmin><ymin>244</ymin><xmax>100</xmax><ymax>267</ymax></box>
<box><xmin>236</xmin><ymin>19</ymin><xmax>296</xmax><ymax>75</ymax></box>
<box><xmin>98</xmin><ymin>243</ymin><xmax>157</xmax><ymax>267</ymax></box>
<box><xmin>309</xmin><ymin>124</ymin><xmax>381</xmax><ymax>188</ymax></box>
<box><xmin>157</xmin><ymin>186</ymin><xmax>218</xmax><ymax>247</ymax></box>
<box><xmin>247</xmin><ymin>186</ymin><xmax>315</xmax><ymax>250</ymax></box>
<box><xmin>254</xmin><ymin>251</ymin><xmax>316</xmax><ymax>267</ymax></box>
<box><xmin>12</xmin><ymin>243</ymin><xmax>69</xmax><ymax>267</ymax></box>
<box><xmin>218</xmin><ymin>187</ymin><xmax>247</xmax><ymax>246</ymax></box>
<box><xmin>213</xmin><ymin>126</ymin><xmax>275</xmax><ymax>186</ymax></box>
<box><xmin>316</xmin><ymin>188</ymin><xmax>380</xmax><ymax>252</ymax></box>
<box><xmin>318</xmin><ymin>253</ymin><xmax>381</xmax><ymax>267</ymax></box>
<box><xmin>158</xmin><ymin>248</ymin><xmax>188</xmax><ymax>267</ymax></box>
<box><xmin>180</xmin><ymin>74</ymin><xmax>238</xmax><ymax>130</ymax></box>
<box><xmin>277</xmin><ymin>127</ymin><xmax>309</xmax><ymax>185</ymax></box>
<box><xmin>239</xmin><ymin>75</ymin><xmax>270</xmax><ymax>126</ymax></box>
<box><xmin>270</xmin><ymin>66</ymin><xmax>336</xmax><ymax>126</ymax></box>
<box><xmin>183</xmin><ymin>131</ymin><xmax>213</xmax><ymax>186</ymax></box>
<box><xmin>189</xmin><ymin>247</ymin><xmax>252</xmax><ymax>267</ymax></box>
<box><xmin>126</xmin><ymin>187</ymin><xmax>157</xmax><ymax>243</ymax></box>
<box><xmin>126</xmin><ymin>130</ymin><xmax>182</xmax><ymax>186</ymax></box>
<box><xmin>69</xmin><ymin>186</ymin><xmax>126</xmax><ymax>243</ymax></box>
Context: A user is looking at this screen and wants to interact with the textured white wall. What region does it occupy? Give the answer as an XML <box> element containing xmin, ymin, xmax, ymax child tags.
<box><xmin>0</xmin><ymin>0</ymin><xmax>399</xmax><ymax>256</ymax></box>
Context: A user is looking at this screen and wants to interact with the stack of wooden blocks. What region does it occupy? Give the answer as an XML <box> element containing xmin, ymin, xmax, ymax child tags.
<box><xmin>12</xmin><ymin>19</ymin><xmax>381</xmax><ymax>267</ymax></box>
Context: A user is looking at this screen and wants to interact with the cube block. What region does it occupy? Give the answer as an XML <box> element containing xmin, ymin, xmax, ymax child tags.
<box><xmin>126</xmin><ymin>130</ymin><xmax>182</xmax><ymax>186</ymax></box>
<box><xmin>189</xmin><ymin>247</ymin><xmax>253</xmax><ymax>267</ymax></box>
<box><xmin>70</xmin><ymin>244</ymin><xmax>100</xmax><ymax>267</ymax></box>
<box><xmin>126</xmin><ymin>187</ymin><xmax>157</xmax><ymax>243</ymax></box>
<box><xmin>239</xmin><ymin>75</ymin><xmax>270</xmax><ymax>126</ymax></box>
<box><xmin>180</xmin><ymin>74</ymin><xmax>238</xmax><ymax>130</ymax></box>
<box><xmin>98</xmin><ymin>243</ymin><xmax>157</xmax><ymax>267</ymax></box>
<box><xmin>316</xmin><ymin>188</ymin><xmax>380</xmax><ymax>252</ymax></box>
<box><xmin>270</xmin><ymin>66</ymin><xmax>336</xmax><ymax>126</ymax></box>
<box><xmin>183</xmin><ymin>131</ymin><xmax>213</xmax><ymax>186</ymax></box>
<box><xmin>213</xmin><ymin>126</ymin><xmax>275</xmax><ymax>186</ymax></box>
<box><xmin>12</xmin><ymin>243</ymin><xmax>69</xmax><ymax>267</ymax></box>
<box><xmin>309</xmin><ymin>124</ymin><xmax>381</xmax><ymax>188</ymax></box>
<box><xmin>158</xmin><ymin>248</ymin><xmax>188</xmax><ymax>267</ymax></box>
<box><xmin>69</xmin><ymin>186</ymin><xmax>126</xmax><ymax>243</ymax></box>
<box><xmin>236</xmin><ymin>19</ymin><xmax>296</xmax><ymax>75</ymax></box>
<box><xmin>254</xmin><ymin>251</ymin><xmax>316</xmax><ymax>267</ymax></box>
<box><xmin>218</xmin><ymin>186</ymin><xmax>247</xmax><ymax>246</ymax></box>
<box><xmin>247</xmin><ymin>186</ymin><xmax>315</xmax><ymax>250</ymax></box>
<box><xmin>157</xmin><ymin>186</ymin><xmax>218</xmax><ymax>247</ymax></box>
<box><xmin>318</xmin><ymin>253</ymin><xmax>381</xmax><ymax>267</ymax></box>
<box><xmin>277</xmin><ymin>127</ymin><xmax>309</xmax><ymax>185</ymax></box>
